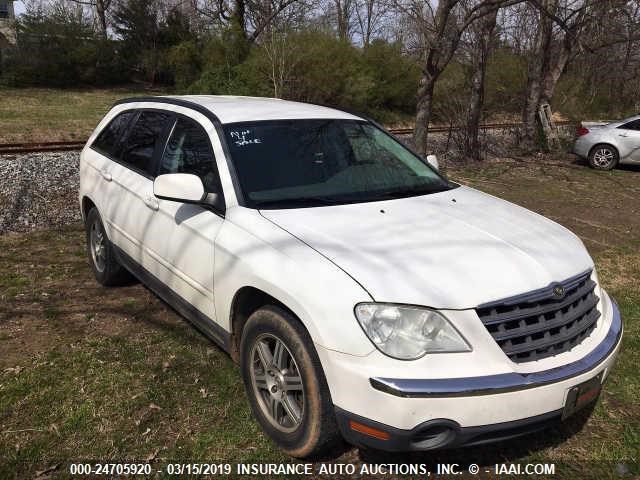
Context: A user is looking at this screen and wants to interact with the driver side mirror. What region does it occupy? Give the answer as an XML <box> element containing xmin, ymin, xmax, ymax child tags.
<box><xmin>154</xmin><ymin>173</ymin><xmax>206</xmax><ymax>203</ymax></box>
<box><xmin>426</xmin><ymin>154</ymin><xmax>439</xmax><ymax>171</ymax></box>
<box><xmin>154</xmin><ymin>173</ymin><xmax>226</xmax><ymax>212</ymax></box>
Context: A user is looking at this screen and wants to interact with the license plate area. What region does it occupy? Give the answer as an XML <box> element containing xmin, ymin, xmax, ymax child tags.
<box><xmin>562</xmin><ymin>372</ymin><xmax>603</xmax><ymax>420</ymax></box>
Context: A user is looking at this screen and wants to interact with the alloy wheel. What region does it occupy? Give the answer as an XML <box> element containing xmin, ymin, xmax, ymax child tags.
<box><xmin>592</xmin><ymin>148</ymin><xmax>615</xmax><ymax>168</ymax></box>
<box><xmin>250</xmin><ymin>334</ymin><xmax>305</xmax><ymax>433</ymax></box>
<box><xmin>90</xmin><ymin>220</ymin><xmax>106</xmax><ymax>273</ymax></box>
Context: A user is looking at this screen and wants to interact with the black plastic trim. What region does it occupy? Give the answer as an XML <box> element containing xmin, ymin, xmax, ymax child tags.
<box><xmin>112</xmin><ymin>244</ymin><xmax>231</xmax><ymax>352</ymax></box>
<box><xmin>334</xmin><ymin>406</ymin><xmax>564</xmax><ymax>452</ymax></box>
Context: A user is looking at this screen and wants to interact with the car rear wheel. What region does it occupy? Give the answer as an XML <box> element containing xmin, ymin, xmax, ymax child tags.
<box><xmin>240</xmin><ymin>306</ymin><xmax>341</xmax><ymax>458</ymax></box>
<box><xmin>588</xmin><ymin>144</ymin><xmax>619</xmax><ymax>170</ymax></box>
<box><xmin>85</xmin><ymin>208</ymin><xmax>132</xmax><ymax>286</ymax></box>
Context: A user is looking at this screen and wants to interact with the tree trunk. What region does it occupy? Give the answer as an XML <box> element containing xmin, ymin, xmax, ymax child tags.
<box><xmin>539</xmin><ymin>42</ymin><xmax>570</xmax><ymax>106</ymax></box>
<box><xmin>335</xmin><ymin>0</ymin><xmax>352</xmax><ymax>41</ymax></box>
<box><xmin>464</xmin><ymin>9</ymin><xmax>497</xmax><ymax>161</ymax></box>
<box><xmin>96</xmin><ymin>0</ymin><xmax>109</xmax><ymax>39</ymax></box>
<box><xmin>413</xmin><ymin>75</ymin><xmax>436</xmax><ymax>156</ymax></box>
<box><xmin>521</xmin><ymin>0</ymin><xmax>556</xmax><ymax>149</ymax></box>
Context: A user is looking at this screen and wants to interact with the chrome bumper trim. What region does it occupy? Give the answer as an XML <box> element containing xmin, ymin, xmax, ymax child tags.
<box><xmin>370</xmin><ymin>300</ymin><xmax>623</xmax><ymax>398</ymax></box>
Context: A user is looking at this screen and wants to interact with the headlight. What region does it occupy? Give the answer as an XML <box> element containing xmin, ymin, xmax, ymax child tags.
<box><xmin>354</xmin><ymin>303</ymin><xmax>471</xmax><ymax>360</ymax></box>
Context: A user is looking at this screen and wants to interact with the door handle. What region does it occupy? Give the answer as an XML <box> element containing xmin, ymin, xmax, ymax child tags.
<box><xmin>100</xmin><ymin>170</ymin><xmax>112</xmax><ymax>181</ymax></box>
<box><xmin>618</xmin><ymin>134</ymin><xmax>628</xmax><ymax>137</ymax></box>
<box><xmin>144</xmin><ymin>196</ymin><xmax>159</xmax><ymax>211</ymax></box>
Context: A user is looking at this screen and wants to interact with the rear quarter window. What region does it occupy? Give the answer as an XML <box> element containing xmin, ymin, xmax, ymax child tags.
<box><xmin>618</xmin><ymin>119</ymin><xmax>640</xmax><ymax>131</ymax></box>
<box><xmin>92</xmin><ymin>111</ymin><xmax>135</xmax><ymax>158</ymax></box>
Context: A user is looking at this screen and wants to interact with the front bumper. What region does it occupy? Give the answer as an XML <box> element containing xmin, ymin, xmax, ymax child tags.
<box><xmin>319</xmin><ymin>297</ymin><xmax>623</xmax><ymax>451</ymax></box>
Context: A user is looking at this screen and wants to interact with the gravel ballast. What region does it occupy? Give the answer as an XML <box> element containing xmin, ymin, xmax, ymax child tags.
<box><xmin>0</xmin><ymin>151</ymin><xmax>81</xmax><ymax>234</ymax></box>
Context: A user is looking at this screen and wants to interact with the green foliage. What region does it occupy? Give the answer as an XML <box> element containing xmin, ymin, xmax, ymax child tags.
<box><xmin>188</xmin><ymin>30</ymin><xmax>419</xmax><ymax>121</ymax></box>
<box><xmin>484</xmin><ymin>46</ymin><xmax>528</xmax><ymax>115</ymax></box>
<box><xmin>2</xmin><ymin>4</ymin><xmax>127</xmax><ymax>87</ymax></box>
<box><xmin>111</xmin><ymin>0</ymin><xmax>198</xmax><ymax>84</ymax></box>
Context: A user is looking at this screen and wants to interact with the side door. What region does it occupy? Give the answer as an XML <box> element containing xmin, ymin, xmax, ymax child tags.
<box><xmin>615</xmin><ymin>119</ymin><xmax>640</xmax><ymax>162</ymax></box>
<box><xmin>147</xmin><ymin>115</ymin><xmax>226</xmax><ymax>325</ymax></box>
<box><xmin>106</xmin><ymin>110</ymin><xmax>173</xmax><ymax>270</ymax></box>
<box><xmin>85</xmin><ymin>110</ymin><xmax>137</xmax><ymax>234</ymax></box>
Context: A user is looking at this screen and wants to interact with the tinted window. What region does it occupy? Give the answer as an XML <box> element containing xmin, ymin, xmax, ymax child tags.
<box><xmin>223</xmin><ymin>120</ymin><xmax>450</xmax><ymax>208</ymax></box>
<box><xmin>619</xmin><ymin>120</ymin><xmax>640</xmax><ymax>131</ymax></box>
<box><xmin>159</xmin><ymin>118</ymin><xmax>221</xmax><ymax>193</ymax></box>
<box><xmin>121</xmin><ymin>111</ymin><xmax>172</xmax><ymax>174</ymax></box>
<box><xmin>92</xmin><ymin>111</ymin><xmax>135</xmax><ymax>158</ymax></box>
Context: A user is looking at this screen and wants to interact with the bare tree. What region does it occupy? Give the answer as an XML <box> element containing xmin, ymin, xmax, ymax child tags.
<box><xmin>196</xmin><ymin>0</ymin><xmax>301</xmax><ymax>44</ymax></box>
<box><xmin>463</xmin><ymin>3</ymin><xmax>498</xmax><ymax>160</ymax></box>
<box><xmin>333</xmin><ymin>0</ymin><xmax>354</xmax><ymax>40</ymax></box>
<box><xmin>399</xmin><ymin>0</ymin><xmax>521</xmax><ymax>156</ymax></box>
<box><xmin>520</xmin><ymin>0</ymin><xmax>639</xmax><ymax>148</ymax></box>
<box><xmin>260</xmin><ymin>27</ymin><xmax>300</xmax><ymax>96</ymax></box>
<box><xmin>69</xmin><ymin>0</ymin><xmax>112</xmax><ymax>37</ymax></box>
<box><xmin>353</xmin><ymin>0</ymin><xmax>387</xmax><ymax>45</ymax></box>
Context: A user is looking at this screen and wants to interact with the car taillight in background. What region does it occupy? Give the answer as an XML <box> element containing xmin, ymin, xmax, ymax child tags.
<box><xmin>577</xmin><ymin>125</ymin><xmax>590</xmax><ymax>137</ymax></box>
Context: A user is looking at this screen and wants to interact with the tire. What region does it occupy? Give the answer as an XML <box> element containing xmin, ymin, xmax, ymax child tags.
<box><xmin>588</xmin><ymin>144</ymin><xmax>619</xmax><ymax>170</ymax></box>
<box><xmin>85</xmin><ymin>207</ymin><xmax>132</xmax><ymax>286</ymax></box>
<box><xmin>240</xmin><ymin>306</ymin><xmax>341</xmax><ymax>458</ymax></box>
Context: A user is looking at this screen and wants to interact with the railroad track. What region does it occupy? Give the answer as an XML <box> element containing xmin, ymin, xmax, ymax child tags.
<box><xmin>388</xmin><ymin>120</ymin><xmax>573</xmax><ymax>135</ymax></box>
<box><xmin>0</xmin><ymin>140</ymin><xmax>86</xmax><ymax>155</ymax></box>
<box><xmin>0</xmin><ymin>121</ymin><xmax>575</xmax><ymax>154</ymax></box>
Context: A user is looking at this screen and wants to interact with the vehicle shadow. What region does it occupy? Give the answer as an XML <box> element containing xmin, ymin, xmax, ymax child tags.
<box><xmin>570</xmin><ymin>155</ymin><xmax>640</xmax><ymax>173</ymax></box>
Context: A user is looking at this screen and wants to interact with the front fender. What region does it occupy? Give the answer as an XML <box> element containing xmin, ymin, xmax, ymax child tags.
<box><xmin>213</xmin><ymin>207</ymin><xmax>375</xmax><ymax>356</ymax></box>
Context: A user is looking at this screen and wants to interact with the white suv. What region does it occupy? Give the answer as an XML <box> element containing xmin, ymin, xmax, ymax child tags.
<box><xmin>79</xmin><ymin>96</ymin><xmax>623</xmax><ymax>457</ymax></box>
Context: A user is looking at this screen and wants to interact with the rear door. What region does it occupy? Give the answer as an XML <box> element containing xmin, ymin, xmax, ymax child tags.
<box><xmin>145</xmin><ymin>115</ymin><xmax>225</xmax><ymax>324</ymax></box>
<box><xmin>106</xmin><ymin>110</ymin><xmax>173</xmax><ymax>269</ymax></box>
<box><xmin>615</xmin><ymin>119</ymin><xmax>640</xmax><ymax>161</ymax></box>
<box><xmin>85</xmin><ymin>110</ymin><xmax>136</xmax><ymax>233</ymax></box>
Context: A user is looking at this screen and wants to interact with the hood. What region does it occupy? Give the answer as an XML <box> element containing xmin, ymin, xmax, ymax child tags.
<box><xmin>260</xmin><ymin>186</ymin><xmax>594</xmax><ymax>309</ymax></box>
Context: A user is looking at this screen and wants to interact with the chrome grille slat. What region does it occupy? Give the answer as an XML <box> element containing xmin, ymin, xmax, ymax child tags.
<box><xmin>491</xmin><ymin>294</ymin><xmax>599</xmax><ymax>341</ymax></box>
<box><xmin>499</xmin><ymin>308</ymin><xmax>600</xmax><ymax>355</ymax></box>
<box><xmin>478</xmin><ymin>279</ymin><xmax>596</xmax><ymax>325</ymax></box>
<box><xmin>475</xmin><ymin>271</ymin><xmax>600</xmax><ymax>363</ymax></box>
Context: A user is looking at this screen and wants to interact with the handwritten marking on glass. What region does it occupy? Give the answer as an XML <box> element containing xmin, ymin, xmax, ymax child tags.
<box><xmin>230</xmin><ymin>130</ymin><xmax>262</xmax><ymax>147</ymax></box>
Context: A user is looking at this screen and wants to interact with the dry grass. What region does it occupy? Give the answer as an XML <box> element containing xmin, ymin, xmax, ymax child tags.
<box><xmin>0</xmin><ymin>88</ymin><xmax>166</xmax><ymax>143</ymax></box>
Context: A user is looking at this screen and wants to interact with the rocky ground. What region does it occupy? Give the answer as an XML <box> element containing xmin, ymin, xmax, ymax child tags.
<box><xmin>0</xmin><ymin>151</ymin><xmax>81</xmax><ymax>234</ymax></box>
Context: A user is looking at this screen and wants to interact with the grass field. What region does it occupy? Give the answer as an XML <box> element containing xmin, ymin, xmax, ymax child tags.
<box><xmin>0</xmin><ymin>156</ymin><xmax>638</xmax><ymax>479</ymax></box>
<box><xmin>0</xmin><ymin>88</ymin><xmax>165</xmax><ymax>143</ymax></box>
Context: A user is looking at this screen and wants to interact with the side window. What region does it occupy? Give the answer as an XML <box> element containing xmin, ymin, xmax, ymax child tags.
<box><xmin>159</xmin><ymin>118</ymin><xmax>222</xmax><ymax>193</ymax></box>
<box><xmin>121</xmin><ymin>111</ymin><xmax>172</xmax><ymax>175</ymax></box>
<box><xmin>618</xmin><ymin>120</ymin><xmax>640</xmax><ymax>131</ymax></box>
<box><xmin>92</xmin><ymin>111</ymin><xmax>135</xmax><ymax>158</ymax></box>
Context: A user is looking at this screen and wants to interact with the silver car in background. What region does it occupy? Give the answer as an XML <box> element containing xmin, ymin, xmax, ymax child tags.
<box><xmin>573</xmin><ymin>115</ymin><xmax>640</xmax><ymax>170</ymax></box>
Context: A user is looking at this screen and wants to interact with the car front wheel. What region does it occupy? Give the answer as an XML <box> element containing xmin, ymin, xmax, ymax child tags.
<box><xmin>240</xmin><ymin>306</ymin><xmax>341</xmax><ymax>458</ymax></box>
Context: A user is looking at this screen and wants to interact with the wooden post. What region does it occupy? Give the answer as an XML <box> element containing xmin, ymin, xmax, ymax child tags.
<box><xmin>538</xmin><ymin>103</ymin><xmax>559</xmax><ymax>150</ymax></box>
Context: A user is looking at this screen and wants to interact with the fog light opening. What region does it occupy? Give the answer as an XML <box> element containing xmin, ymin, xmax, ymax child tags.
<box><xmin>411</xmin><ymin>424</ymin><xmax>457</xmax><ymax>449</ymax></box>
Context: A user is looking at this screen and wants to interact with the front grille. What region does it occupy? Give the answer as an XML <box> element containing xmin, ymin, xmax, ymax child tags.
<box><xmin>476</xmin><ymin>270</ymin><xmax>600</xmax><ymax>363</ymax></box>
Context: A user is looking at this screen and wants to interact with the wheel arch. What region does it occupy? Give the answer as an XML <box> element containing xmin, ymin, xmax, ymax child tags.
<box><xmin>81</xmin><ymin>195</ymin><xmax>97</xmax><ymax>223</ymax></box>
<box><xmin>229</xmin><ymin>286</ymin><xmax>307</xmax><ymax>363</ymax></box>
<box><xmin>588</xmin><ymin>142</ymin><xmax>620</xmax><ymax>159</ymax></box>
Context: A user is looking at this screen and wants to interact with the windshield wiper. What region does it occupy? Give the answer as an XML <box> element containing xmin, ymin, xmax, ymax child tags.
<box><xmin>253</xmin><ymin>196</ymin><xmax>344</xmax><ymax>209</ymax></box>
<box><xmin>367</xmin><ymin>185</ymin><xmax>449</xmax><ymax>200</ymax></box>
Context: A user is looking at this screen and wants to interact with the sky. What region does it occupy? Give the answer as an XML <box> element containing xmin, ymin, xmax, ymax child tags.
<box><xmin>14</xmin><ymin>1</ymin><xmax>25</xmax><ymax>16</ymax></box>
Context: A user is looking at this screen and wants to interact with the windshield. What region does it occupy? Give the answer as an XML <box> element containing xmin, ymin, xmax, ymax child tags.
<box><xmin>223</xmin><ymin>119</ymin><xmax>453</xmax><ymax>208</ymax></box>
